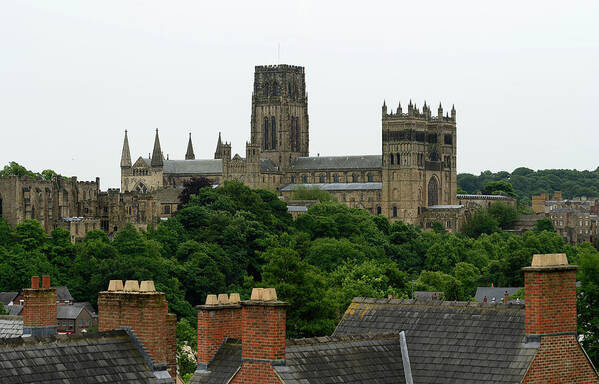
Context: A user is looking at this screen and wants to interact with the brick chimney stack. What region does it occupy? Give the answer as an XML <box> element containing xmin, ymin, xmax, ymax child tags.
<box><xmin>237</xmin><ymin>288</ymin><xmax>287</xmax><ymax>383</ymax></box>
<box><xmin>523</xmin><ymin>253</ymin><xmax>578</xmax><ymax>335</ymax></box>
<box><xmin>196</xmin><ymin>292</ymin><xmax>242</xmax><ymax>368</ymax></box>
<box><xmin>98</xmin><ymin>280</ymin><xmax>176</xmax><ymax>377</ymax></box>
<box><xmin>22</xmin><ymin>275</ymin><xmax>57</xmax><ymax>336</ymax></box>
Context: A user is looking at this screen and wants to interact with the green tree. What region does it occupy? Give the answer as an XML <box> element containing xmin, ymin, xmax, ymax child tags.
<box><xmin>463</xmin><ymin>211</ymin><xmax>501</xmax><ymax>238</ymax></box>
<box><xmin>488</xmin><ymin>202</ymin><xmax>518</xmax><ymax>230</ymax></box>
<box><xmin>577</xmin><ymin>245</ymin><xmax>599</xmax><ymax>366</ymax></box>
<box><xmin>534</xmin><ymin>218</ymin><xmax>555</xmax><ymax>232</ymax></box>
<box><xmin>292</xmin><ymin>186</ymin><xmax>337</xmax><ymax>203</ymax></box>
<box><xmin>482</xmin><ymin>180</ymin><xmax>517</xmax><ymax>198</ymax></box>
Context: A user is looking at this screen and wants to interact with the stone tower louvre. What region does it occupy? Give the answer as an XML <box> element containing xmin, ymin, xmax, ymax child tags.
<box><xmin>250</xmin><ymin>65</ymin><xmax>309</xmax><ymax>170</ymax></box>
<box><xmin>381</xmin><ymin>101</ymin><xmax>457</xmax><ymax>223</ymax></box>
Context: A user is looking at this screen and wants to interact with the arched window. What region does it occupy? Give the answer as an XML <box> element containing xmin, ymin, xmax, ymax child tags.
<box><xmin>62</xmin><ymin>190</ymin><xmax>68</xmax><ymax>205</ymax></box>
<box><xmin>367</xmin><ymin>173</ymin><xmax>373</xmax><ymax>182</ymax></box>
<box><xmin>263</xmin><ymin>117</ymin><xmax>269</xmax><ymax>150</ymax></box>
<box><xmin>333</xmin><ymin>174</ymin><xmax>339</xmax><ymax>183</ymax></box>
<box><xmin>376</xmin><ymin>206</ymin><xmax>382</xmax><ymax>215</ymax></box>
<box><xmin>290</xmin><ymin>117</ymin><xmax>295</xmax><ymax>151</ymax></box>
<box><xmin>295</xmin><ymin>118</ymin><xmax>300</xmax><ymax>151</ymax></box>
<box><xmin>290</xmin><ymin>176</ymin><xmax>295</xmax><ymax>184</ymax></box>
<box><xmin>352</xmin><ymin>173</ymin><xmax>358</xmax><ymax>183</ymax></box>
<box><xmin>319</xmin><ymin>175</ymin><xmax>325</xmax><ymax>183</ymax></box>
<box><xmin>136</xmin><ymin>182</ymin><xmax>148</xmax><ymax>194</ymax></box>
<box><xmin>301</xmin><ymin>175</ymin><xmax>307</xmax><ymax>183</ymax></box>
<box><xmin>428</xmin><ymin>176</ymin><xmax>439</xmax><ymax>206</ymax></box>
<box><xmin>392</xmin><ymin>206</ymin><xmax>398</xmax><ymax>217</ymax></box>
<box><xmin>272</xmin><ymin>81</ymin><xmax>279</xmax><ymax>96</ymax></box>
<box><xmin>396</xmin><ymin>154</ymin><xmax>401</xmax><ymax>165</ymax></box>
<box><xmin>31</xmin><ymin>205</ymin><xmax>35</xmax><ymax>220</ymax></box>
<box><xmin>271</xmin><ymin>117</ymin><xmax>277</xmax><ymax>149</ymax></box>
<box><xmin>263</xmin><ymin>82</ymin><xmax>270</xmax><ymax>97</ymax></box>
<box><xmin>390</xmin><ymin>154</ymin><xmax>394</xmax><ymax>165</ymax></box>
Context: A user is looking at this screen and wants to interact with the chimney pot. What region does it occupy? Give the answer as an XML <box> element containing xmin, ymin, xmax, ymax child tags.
<box><xmin>31</xmin><ymin>276</ymin><xmax>40</xmax><ymax>289</ymax></box>
<box><xmin>251</xmin><ymin>288</ymin><xmax>264</xmax><ymax>301</ymax></box>
<box><xmin>123</xmin><ymin>280</ymin><xmax>140</xmax><ymax>292</ymax></box>
<box><xmin>217</xmin><ymin>294</ymin><xmax>229</xmax><ymax>305</ymax></box>
<box><xmin>262</xmin><ymin>288</ymin><xmax>277</xmax><ymax>301</ymax></box>
<box><xmin>140</xmin><ymin>281</ymin><xmax>156</xmax><ymax>292</ymax></box>
<box><xmin>41</xmin><ymin>275</ymin><xmax>51</xmax><ymax>289</ymax></box>
<box><xmin>108</xmin><ymin>280</ymin><xmax>124</xmax><ymax>291</ymax></box>
<box><xmin>531</xmin><ymin>253</ymin><xmax>568</xmax><ymax>267</ymax></box>
<box><xmin>205</xmin><ymin>294</ymin><xmax>218</xmax><ymax>305</ymax></box>
<box><xmin>229</xmin><ymin>293</ymin><xmax>241</xmax><ymax>304</ymax></box>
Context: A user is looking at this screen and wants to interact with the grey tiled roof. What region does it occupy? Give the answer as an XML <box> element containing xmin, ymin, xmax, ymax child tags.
<box><xmin>333</xmin><ymin>298</ymin><xmax>538</xmax><ymax>384</ymax></box>
<box><xmin>291</xmin><ymin>155</ymin><xmax>381</xmax><ymax>170</ymax></box>
<box><xmin>72</xmin><ymin>302</ymin><xmax>97</xmax><ymax>317</ymax></box>
<box><xmin>0</xmin><ymin>316</ymin><xmax>23</xmax><ymax>338</ymax></box>
<box><xmin>56</xmin><ymin>286</ymin><xmax>74</xmax><ymax>302</ymax></box>
<box><xmin>260</xmin><ymin>158</ymin><xmax>280</xmax><ymax>173</ymax></box>
<box><xmin>287</xmin><ymin>205</ymin><xmax>308</xmax><ymax>212</ymax></box>
<box><xmin>474</xmin><ymin>287</ymin><xmax>523</xmax><ymax>303</ymax></box>
<box><xmin>57</xmin><ymin>305</ymin><xmax>84</xmax><ymax>320</ymax></box>
<box><xmin>457</xmin><ymin>194</ymin><xmax>515</xmax><ymax>200</ymax></box>
<box><xmin>280</xmin><ymin>182</ymin><xmax>382</xmax><ymax>192</ymax></box>
<box><xmin>0</xmin><ymin>293</ymin><xmax>18</xmax><ymax>306</ymax></box>
<box><xmin>190</xmin><ymin>339</ymin><xmax>241</xmax><ymax>384</ymax></box>
<box><xmin>0</xmin><ymin>330</ymin><xmax>168</xmax><ymax>383</ymax></box>
<box><xmin>144</xmin><ymin>158</ymin><xmax>223</xmax><ymax>174</ymax></box>
<box><xmin>3</xmin><ymin>305</ymin><xmax>22</xmax><ymax>316</ymax></box>
<box><xmin>275</xmin><ymin>334</ymin><xmax>406</xmax><ymax>384</ymax></box>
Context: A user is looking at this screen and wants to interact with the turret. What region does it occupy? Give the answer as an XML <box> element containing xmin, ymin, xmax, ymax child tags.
<box><xmin>437</xmin><ymin>103</ymin><xmax>443</xmax><ymax>119</ymax></box>
<box><xmin>151</xmin><ymin>129</ymin><xmax>164</xmax><ymax>168</ymax></box>
<box><xmin>382</xmin><ymin>100</ymin><xmax>387</xmax><ymax>116</ymax></box>
<box><xmin>396</xmin><ymin>102</ymin><xmax>402</xmax><ymax>115</ymax></box>
<box><xmin>451</xmin><ymin>105</ymin><xmax>456</xmax><ymax>121</ymax></box>
<box><xmin>214</xmin><ymin>132</ymin><xmax>223</xmax><ymax>160</ymax></box>
<box><xmin>185</xmin><ymin>132</ymin><xmax>195</xmax><ymax>160</ymax></box>
<box><xmin>120</xmin><ymin>130</ymin><xmax>132</xmax><ymax>168</ymax></box>
<box><xmin>408</xmin><ymin>99</ymin><xmax>413</xmax><ymax>116</ymax></box>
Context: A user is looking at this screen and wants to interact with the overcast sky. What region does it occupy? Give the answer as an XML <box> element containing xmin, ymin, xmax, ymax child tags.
<box><xmin>1</xmin><ymin>1</ymin><xmax>598</xmax><ymax>188</ymax></box>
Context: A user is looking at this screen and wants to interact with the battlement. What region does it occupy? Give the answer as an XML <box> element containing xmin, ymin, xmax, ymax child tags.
<box><xmin>255</xmin><ymin>64</ymin><xmax>304</xmax><ymax>73</ymax></box>
<box><xmin>382</xmin><ymin>100</ymin><xmax>456</xmax><ymax>123</ymax></box>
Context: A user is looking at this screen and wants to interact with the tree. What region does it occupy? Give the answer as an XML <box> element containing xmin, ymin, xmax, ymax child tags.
<box><xmin>488</xmin><ymin>202</ymin><xmax>518</xmax><ymax>230</ymax></box>
<box><xmin>534</xmin><ymin>218</ymin><xmax>555</xmax><ymax>232</ymax></box>
<box><xmin>482</xmin><ymin>180</ymin><xmax>517</xmax><ymax>198</ymax></box>
<box><xmin>178</xmin><ymin>177</ymin><xmax>213</xmax><ymax>206</ymax></box>
<box><xmin>292</xmin><ymin>186</ymin><xmax>337</xmax><ymax>203</ymax></box>
<box><xmin>463</xmin><ymin>211</ymin><xmax>501</xmax><ymax>238</ymax></box>
<box><xmin>0</xmin><ymin>162</ymin><xmax>37</xmax><ymax>178</ymax></box>
<box><xmin>577</xmin><ymin>245</ymin><xmax>599</xmax><ymax>366</ymax></box>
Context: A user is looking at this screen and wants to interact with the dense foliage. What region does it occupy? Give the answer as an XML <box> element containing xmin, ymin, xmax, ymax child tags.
<box><xmin>1</xmin><ymin>180</ymin><xmax>598</xmax><ymax>377</ymax></box>
<box><xmin>0</xmin><ymin>161</ymin><xmax>60</xmax><ymax>180</ymax></box>
<box><xmin>458</xmin><ymin>167</ymin><xmax>599</xmax><ymax>204</ymax></box>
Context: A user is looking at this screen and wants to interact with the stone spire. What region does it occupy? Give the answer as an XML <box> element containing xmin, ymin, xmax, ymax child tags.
<box><xmin>185</xmin><ymin>132</ymin><xmax>195</xmax><ymax>160</ymax></box>
<box><xmin>120</xmin><ymin>130</ymin><xmax>132</xmax><ymax>168</ymax></box>
<box><xmin>151</xmin><ymin>128</ymin><xmax>163</xmax><ymax>167</ymax></box>
<box><xmin>214</xmin><ymin>132</ymin><xmax>223</xmax><ymax>159</ymax></box>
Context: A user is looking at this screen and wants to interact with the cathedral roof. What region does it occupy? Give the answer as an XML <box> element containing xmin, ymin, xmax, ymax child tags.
<box><xmin>143</xmin><ymin>159</ymin><xmax>222</xmax><ymax>175</ymax></box>
<box><xmin>281</xmin><ymin>182</ymin><xmax>382</xmax><ymax>192</ymax></box>
<box><xmin>291</xmin><ymin>155</ymin><xmax>381</xmax><ymax>171</ymax></box>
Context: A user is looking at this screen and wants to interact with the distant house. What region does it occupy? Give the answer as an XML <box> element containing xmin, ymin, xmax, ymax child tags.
<box><xmin>474</xmin><ymin>286</ymin><xmax>522</xmax><ymax>304</ymax></box>
<box><xmin>57</xmin><ymin>305</ymin><xmax>95</xmax><ymax>335</ymax></box>
<box><xmin>13</xmin><ymin>285</ymin><xmax>74</xmax><ymax>306</ymax></box>
<box><xmin>0</xmin><ymin>292</ymin><xmax>18</xmax><ymax>307</ymax></box>
<box><xmin>413</xmin><ymin>291</ymin><xmax>444</xmax><ymax>300</ymax></box>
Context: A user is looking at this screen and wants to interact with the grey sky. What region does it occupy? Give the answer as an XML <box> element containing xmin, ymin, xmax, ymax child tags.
<box><xmin>1</xmin><ymin>1</ymin><xmax>598</xmax><ymax>188</ymax></box>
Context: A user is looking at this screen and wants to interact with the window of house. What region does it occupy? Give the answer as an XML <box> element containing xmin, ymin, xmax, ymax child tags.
<box><xmin>163</xmin><ymin>205</ymin><xmax>171</xmax><ymax>214</ymax></box>
<box><xmin>319</xmin><ymin>175</ymin><xmax>325</xmax><ymax>183</ymax></box>
<box><xmin>302</xmin><ymin>176</ymin><xmax>307</xmax><ymax>183</ymax></box>
<box><xmin>352</xmin><ymin>174</ymin><xmax>358</xmax><ymax>183</ymax></box>
<box><xmin>392</xmin><ymin>206</ymin><xmax>397</xmax><ymax>217</ymax></box>
<box><xmin>333</xmin><ymin>174</ymin><xmax>339</xmax><ymax>183</ymax></box>
<box><xmin>367</xmin><ymin>173</ymin><xmax>373</xmax><ymax>182</ymax></box>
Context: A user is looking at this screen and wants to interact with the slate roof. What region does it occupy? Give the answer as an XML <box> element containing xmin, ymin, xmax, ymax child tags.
<box><xmin>56</xmin><ymin>305</ymin><xmax>84</xmax><ymax>320</ymax></box>
<box><xmin>3</xmin><ymin>305</ymin><xmax>22</xmax><ymax>316</ymax></box>
<box><xmin>0</xmin><ymin>330</ymin><xmax>171</xmax><ymax>383</ymax></box>
<box><xmin>0</xmin><ymin>316</ymin><xmax>23</xmax><ymax>339</ymax></box>
<box><xmin>474</xmin><ymin>287</ymin><xmax>523</xmax><ymax>303</ymax></box>
<box><xmin>413</xmin><ymin>291</ymin><xmax>443</xmax><ymax>300</ymax></box>
<box><xmin>143</xmin><ymin>158</ymin><xmax>223</xmax><ymax>174</ymax></box>
<box><xmin>260</xmin><ymin>158</ymin><xmax>280</xmax><ymax>173</ymax></box>
<box><xmin>190</xmin><ymin>339</ymin><xmax>241</xmax><ymax>384</ymax></box>
<box><xmin>55</xmin><ymin>286</ymin><xmax>74</xmax><ymax>302</ymax></box>
<box><xmin>280</xmin><ymin>182</ymin><xmax>382</xmax><ymax>192</ymax></box>
<box><xmin>333</xmin><ymin>298</ymin><xmax>538</xmax><ymax>384</ymax></box>
<box><xmin>287</xmin><ymin>205</ymin><xmax>308</xmax><ymax>213</ymax></box>
<box><xmin>457</xmin><ymin>194</ymin><xmax>515</xmax><ymax>201</ymax></box>
<box><xmin>275</xmin><ymin>334</ymin><xmax>406</xmax><ymax>384</ymax></box>
<box><xmin>0</xmin><ymin>293</ymin><xmax>18</xmax><ymax>306</ymax></box>
<box><xmin>291</xmin><ymin>155</ymin><xmax>381</xmax><ymax>170</ymax></box>
<box><xmin>73</xmin><ymin>302</ymin><xmax>97</xmax><ymax>317</ymax></box>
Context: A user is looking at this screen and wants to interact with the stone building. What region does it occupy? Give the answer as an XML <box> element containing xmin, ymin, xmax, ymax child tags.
<box><xmin>121</xmin><ymin>64</ymin><xmax>470</xmax><ymax>230</ymax></box>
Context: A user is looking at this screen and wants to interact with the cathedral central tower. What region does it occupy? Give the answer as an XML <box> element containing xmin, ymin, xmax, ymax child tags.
<box><xmin>250</xmin><ymin>65</ymin><xmax>309</xmax><ymax>170</ymax></box>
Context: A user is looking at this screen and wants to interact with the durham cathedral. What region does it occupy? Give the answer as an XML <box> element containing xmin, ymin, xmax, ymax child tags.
<box><xmin>1</xmin><ymin>64</ymin><xmax>512</xmax><ymax>241</ymax></box>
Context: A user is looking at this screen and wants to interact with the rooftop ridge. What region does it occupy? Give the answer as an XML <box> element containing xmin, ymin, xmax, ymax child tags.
<box><xmin>351</xmin><ymin>296</ymin><xmax>525</xmax><ymax>310</ymax></box>
<box><xmin>287</xmin><ymin>332</ymin><xmax>401</xmax><ymax>346</ymax></box>
<box><xmin>0</xmin><ymin>329</ymin><xmax>128</xmax><ymax>347</ymax></box>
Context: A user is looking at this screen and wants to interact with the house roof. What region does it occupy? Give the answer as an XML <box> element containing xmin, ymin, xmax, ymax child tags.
<box><xmin>275</xmin><ymin>334</ymin><xmax>406</xmax><ymax>384</ymax></box>
<box><xmin>55</xmin><ymin>286</ymin><xmax>74</xmax><ymax>302</ymax></box>
<box><xmin>73</xmin><ymin>302</ymin><xmax>97</xmax><ymax>317</ymax></box>
<box><xmin>57</xmin><ymin>305</ymin><xmax>85</xmax><ymax>320</ymax></box>
<box><xmin>260</xmin><ymin>158</ymin><xmax>279</xmax><ymax>173</ymax></box>
<box><xmin>291</xmin><ymin>155</ymin><xmax>381</xmax><ymax>170</ymax></box>
<box><xmin>190</xmin><ymin>334</ymin><xmax>407</xmax><ymax>384</ymax></box>
<box><xmin>280</xmin><ymin>182</ymin><xmax>382</xmax><ymax>192</ymax></box>
<box><xmin>474</xmin><ymin>287</ymin><xmax>523</xmax><ymax>303</ymax></box>
<box><xmin>143</xmin><ymin>158</ymin><xmax>223</xmax><ymax>175</ymax></box>
<box><xmin>0</xmin><ymin>316</ymin><xmax>23</xmax><ymax>338</ymax></box>
<box><xmin>0</xmin><ymin>330</ymin><xmax>171</xmax><ymax>383</ymax></box>
<box><xmin>333</xmin><ymin>297</ymin><xmax>538</xmax><ymax>384</ymax></box>
<box><xmin>0</xmin><ymin>292</ymin><xmax>18</xmax><ymax>306</ymax></box>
